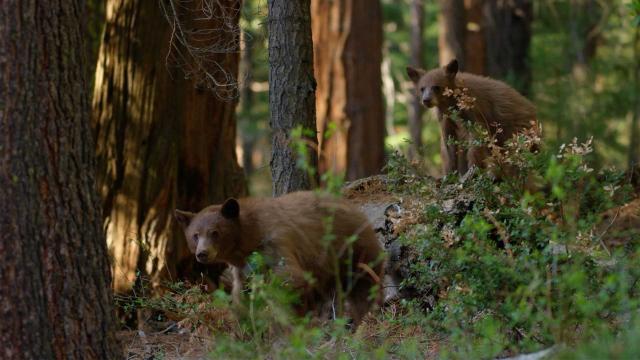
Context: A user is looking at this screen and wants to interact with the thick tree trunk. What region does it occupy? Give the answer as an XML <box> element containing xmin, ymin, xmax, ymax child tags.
<box><xmin>464</xmin><ymin>0</ymin><xmax>485</xmax><ymax>75</ymax></box>
<box><xmin>408</xmin><ymin>0</ymin><xmax>425</xmax><ymax>159</ymax></box>
<box><xmin>268</xmin><ymin>0</ymin><xmax>319</xmax><ymax>195</ymax></box>
<box><xmin>93</xmin><ymin>0</ymin><xmax>245</xmax><ymax>294</ymax></box>
<box><xmin>483</xmin><ymin>0</ymin><xmax>533</xmax><ymax>94</ymax></box>
<box><xmin>86</xmin><ymin>0</ymin><xmax>105</xmax><ymax>83</ymax></box>
<box><xmin>0</xmin><ymin>1</ymin><xmax>120</xmax><ymax>358</ymax></box>
<box><xmin>312</xmin><ymin>0</ymin><xmax>385</xmax><ymax>180</ymax></box>
<box><xmin>438</xmin><ymin>0</ymin><xmax>466</xmax><ymax>67</ymax></box>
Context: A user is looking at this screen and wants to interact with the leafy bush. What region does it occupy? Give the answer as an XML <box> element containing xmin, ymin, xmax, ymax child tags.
<box><xmin>119</xmin><ymin>135</ymin><xmax>640</xmax><ymax>359</ymax></box>
<box><xmin>386</xmin><ymin>136</ymin><xmax>640</xmax><ymax>358</ymax></box>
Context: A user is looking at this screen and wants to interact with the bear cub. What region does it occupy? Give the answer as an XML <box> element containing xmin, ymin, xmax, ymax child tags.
<box><xmin>174</xmin><ymin>191</ymin><xmax>385</xmax><ymax>325</ymax></box>
<box><xmin>407</xmin><ymin>59</ymin><xmax>539</xmax><ymax>175</ymax></box>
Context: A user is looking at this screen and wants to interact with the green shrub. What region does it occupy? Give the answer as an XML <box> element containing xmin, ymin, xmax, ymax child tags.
<box><xmin>387</xmin><ymin>137</ymin><xmax>640</xmax><ymax>358</ymax></box>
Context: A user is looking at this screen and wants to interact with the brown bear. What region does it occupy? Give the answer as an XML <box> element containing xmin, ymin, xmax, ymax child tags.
<box><xmin>174</xmin><ymin>191</ymin><xmax>385</xmax><ymax>325</ymax></box>
<box><xmin>407</xmin><ymin>59</ymin><xmax>538</xmax><ymax>175</ymax></box>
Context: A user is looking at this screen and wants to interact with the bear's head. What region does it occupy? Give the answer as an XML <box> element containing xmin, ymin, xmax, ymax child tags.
<box><xmin>174</xmin><ymin>198</ymin><xmax>241</xmax><ymax>265</ymax></box>
<box><xmin>406</xmin><ymin>59</ymin><xmax>459</xmax><ymax>110</ymax></box>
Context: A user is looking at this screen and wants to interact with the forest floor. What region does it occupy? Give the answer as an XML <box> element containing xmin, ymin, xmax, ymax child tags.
<box><xmin>118</xmin><ymin>175</ymin><xmax>436</xmax><ymax>359</ymax></box>
<box><xmin>117</xmin><ymin>157</ymin><xmax>640</xmax><ymax>359</ymax></box>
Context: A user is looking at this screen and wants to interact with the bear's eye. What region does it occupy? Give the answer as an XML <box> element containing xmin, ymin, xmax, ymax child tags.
<box><xmin>432</xmin><ymin>85</ymin><xmax>442</xmax><ymax>92</ymax></box>
<box><xmin>420</xmin><ymin>86</ymin><xmax>426</xmax><ymax>93</ymax></box>
<box><xmin>192</xmin><ymin>233</ymin><xmax>199</xmax><ymax>242</ymax></box>
<box><xmin>210</xmin><ymin>230</ymin><xmax>219</xmax><ymax>239</ymax></box>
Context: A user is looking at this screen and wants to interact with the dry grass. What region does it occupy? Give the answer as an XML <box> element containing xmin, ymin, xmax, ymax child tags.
<box><xmin>119</xmin><ymin>292</ymin><xmax>445</xmax><ymax>359</ymax></box>
<box><xmin>119</xmin><ymin>330</ymin><xmax>211</xmax><ymax>360</ymax></box>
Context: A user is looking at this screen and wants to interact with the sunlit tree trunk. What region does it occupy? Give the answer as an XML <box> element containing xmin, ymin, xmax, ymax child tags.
<box><xmin>93</xmin><ymin>0</ymin><xmax>245</xmax><ymax>294</ymax></box>
<box><xmin>268</xmin><ymin>0</ymin><xmax>319</xmax><ymax>195</ymax></box>
<box><xmin>86</xmin><ymin>0</ymin><xmax>105</xmax><ymax>82</ymax></box>
<box><xmin>312</xmin><ymin>0</ymin><xmax>385</xmax><ymax>180</ymax></box>
<box><xmin>438</xmin><ymin>0</ymin><xmax>465</xmax><ymax>67</ymax></box>
<box><xmin>0</xmin><ymin>1</ymin><xmax>120</xmax><ymax>358</ymax></box>
<box><xmin>408</xmin><ymin>0</ymin><xmax>425</xmax><ymax>159</ymax></box>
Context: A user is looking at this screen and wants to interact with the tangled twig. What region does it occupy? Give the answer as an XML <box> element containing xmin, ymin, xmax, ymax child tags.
<box><xmin>160</xmin><ymin>0</ymin><xmax>244</xmax><ymax>100</ymax></box>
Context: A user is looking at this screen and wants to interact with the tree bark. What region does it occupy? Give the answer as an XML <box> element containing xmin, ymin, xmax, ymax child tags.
<box><xmin>483</xmin><ymin>0</ymin><xmax>533</xmax><ymax>94</ymax></box>
<box><xmin>464</xmin><ymin>0</ymin><xmax>485</xmax><ymax>75</ymax></box>
<box><xmin>86</xmin><ymin>0</ymin><xmax>105</xmax><ymax>83</ymax></box>
<box><xmin>408</xmin><ymin>0</ymin><xmax>425</xmax><ymax>159</ymax></box>
<box><xmin>93</xmin><ymin>0</ymin><xmax>245</xmax><ymax>294</ymax></box>
<box><xmin>0</xmin><ymin>1</ymin><xmax>120</xmax><ymax>358</ymax></box>
<box><xmin>268</xmin><ymin>0</ymin><xmax>319</xmax><ymax>195</ymax></box>
<box><xmin>312</xmin><ymin>0</ymin><xmax>385</xmax><ymax>180</ymax></box>
<box><xmin>239</xmin><ymin>27</ymin><xmax>256</xmax><ymax>177</ymax></box>
<box><xmin>438</xmin><ymin>0</ymin><xmax>466</xmax><ymax>67</ymax></box>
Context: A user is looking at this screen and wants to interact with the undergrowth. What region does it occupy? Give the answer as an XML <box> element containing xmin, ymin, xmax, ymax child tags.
<box><xmin>387</xmin><ymin>135</ymin><xmax>640</xmax><ymax>358</ymax></box>
<box><xmin>118</xmin><ymin>135</ymin><xmax>640</xmax><ymax>359</ymax></box>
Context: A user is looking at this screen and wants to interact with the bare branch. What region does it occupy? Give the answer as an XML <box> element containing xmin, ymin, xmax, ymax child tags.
<box><xmin>160</xmin><ymin>0</ymin><xmax>243</xmax><ymax>100</ymax></box>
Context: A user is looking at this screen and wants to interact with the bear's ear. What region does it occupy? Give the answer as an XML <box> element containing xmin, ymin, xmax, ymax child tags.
<box><xmin>445</xmin><ymin>59</ymin><xmax>459</xmax><ymax>80</ymax></box>
<box><xmin>221</xmin><ymin>198</ymin><xmax>240</xmax><ymax>219</ymax></box>
<box><xmin>406</xmin><ymin>66</ymin><xmax>425</xmax><ymax>83</ymax></box>
<box><xmin>174</xmin><ymin>209</ymin><xmax>195</xmax><ymax>228</ymax></box>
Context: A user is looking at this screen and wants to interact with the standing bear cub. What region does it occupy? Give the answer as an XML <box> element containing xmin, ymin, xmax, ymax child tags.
<box><xmin>407</xmin><ymin>59</ymin><xmax>539</xmax><ymax>175</ymax></box>
<box><xmin>174</xmin><ymin>191</ymin><xmax>385</xmax><ymax>325</ymax></box>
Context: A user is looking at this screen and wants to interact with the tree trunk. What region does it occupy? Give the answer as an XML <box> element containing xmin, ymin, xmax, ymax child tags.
<box><xmin>93</xmin><ymin>0</ymin><xmax>245</xmax><ymax>294</ymax></box>
<box><xmin>630</xmin><ymin>27</ymin><xmax>640</xmax><ymax>170</ymax></box>
<box><xmin>408</xmin><ymin>0</ymin><xmax>425</xmax><ymax>159</ymax></box>
<box><xmin>438</xmin><ymin>0</ymin><xmax>466</xmax><ymax>67</ymax></box>
<box><xmin>569</xmin><ymin>0</ymin><xmax>602</xmax><ymax>68</ymax></box>
<box><xmin>239</xmin><ymin>27</ymin><xmax>256</xmax><ymax>177</ymax></box>
<box><xmin>464</xmin><ymin>0</ymin><xmax>485</xmax><ymax>75</ymax></box>
<box><xmin>268</xmin><ymin>0</ymin><xmax>319</xmax><ymax>195</ymax></box>
<box><xmin>483</xmin><ymin>0</ymin><xmax>533</xmax><ymax>94</ymax></box>
<box><xmin>312</xmin><ymin>0</ymin><xmax>385</xmax><ymax>180</ymax></box>
<box><xmin>0</xmin><ymin>1</ymin><xmax>120</xmax><ymax>358</ymax></box>
<box><xmin>86</xmin><ymin>0</ymin><xmax>105</xmax><ymax>83</ymax></box>
<box><xmin>567</xmin><ymin>0</ymin><xmax>603</xmax><ymax>140</ymax></box>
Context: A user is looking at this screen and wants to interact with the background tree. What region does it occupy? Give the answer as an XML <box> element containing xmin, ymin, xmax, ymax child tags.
<box><xmin>458</xmin><ymin>0</ymin><xmax>533</xmax><ymax>93</ymax></box>
<box><xmin>438</xmin><ymin>0</ymin><xmax>465</xmax><ymax>67</ymax></box>
<box><xmin>239</xmin><ymin>22</ymin><xmax>257</xmax><ymax>178</ymax></box>
<box><xmin>463</xmin><ymin>0</ymin><xmax>485</xmax><ymax>75</ymax></box>
<box><xmin>630</xmin><ymin>25</ymin><xmax>640</xmax><ymax>169</ymax></box>
<box><xmin>312</xmin><ymin>0</ymin><xmax>386</xmax><ymax>180</ymax></box>
<box><xmin>92</xmin><ymin>0</ymin><xmax>245</xmax><ymax>294</ymax></box>
<box><xmin>566</xmin><ymin>0</ymin><xmax>605</xmax><ymax>140</ymax></box>
<box><xmin>408</xmin><ymin>0</ymin><xmax>425</xmax><ymax>159</ymax></box>
<box><xmin>0</xmin><ymin>1</ymin><xmax>120</xmax><ymax>358</ymax></box>
<box><xmin>483</xmin><ymin>0</ymin><xmax>533</xmax><ymax>94</ymax></box>
<box><xmin>268</xmin><ymin>0</ymin><xmax>319</xmax><ymax>195</ymax></box>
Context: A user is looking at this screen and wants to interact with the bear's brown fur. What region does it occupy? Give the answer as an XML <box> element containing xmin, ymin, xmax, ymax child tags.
<box><xmin>407</xmin><ymin>59</ymin><xmax>538</xmax><ymax>175</ymax></box>
<box><xmin>174</xmin><ymin>191</ymin><xmax>385</xmax><ymax>325</ymax></box>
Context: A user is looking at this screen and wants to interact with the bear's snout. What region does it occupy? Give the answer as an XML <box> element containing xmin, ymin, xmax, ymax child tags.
<box><xmin>196</xmin><ymin>250</ymin><xmax>209</xmax><ymax>263</ymax></box>
<box><xmin>421</xmin><ymin>89</ymin><xmax>435</xmax><ymax>108</ymax></box>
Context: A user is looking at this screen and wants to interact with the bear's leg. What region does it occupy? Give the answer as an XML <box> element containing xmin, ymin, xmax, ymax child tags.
<box><xmin>346</xmin><ymin>278</ymin><xmax>376</xmax><ymax>327</ymax></box>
